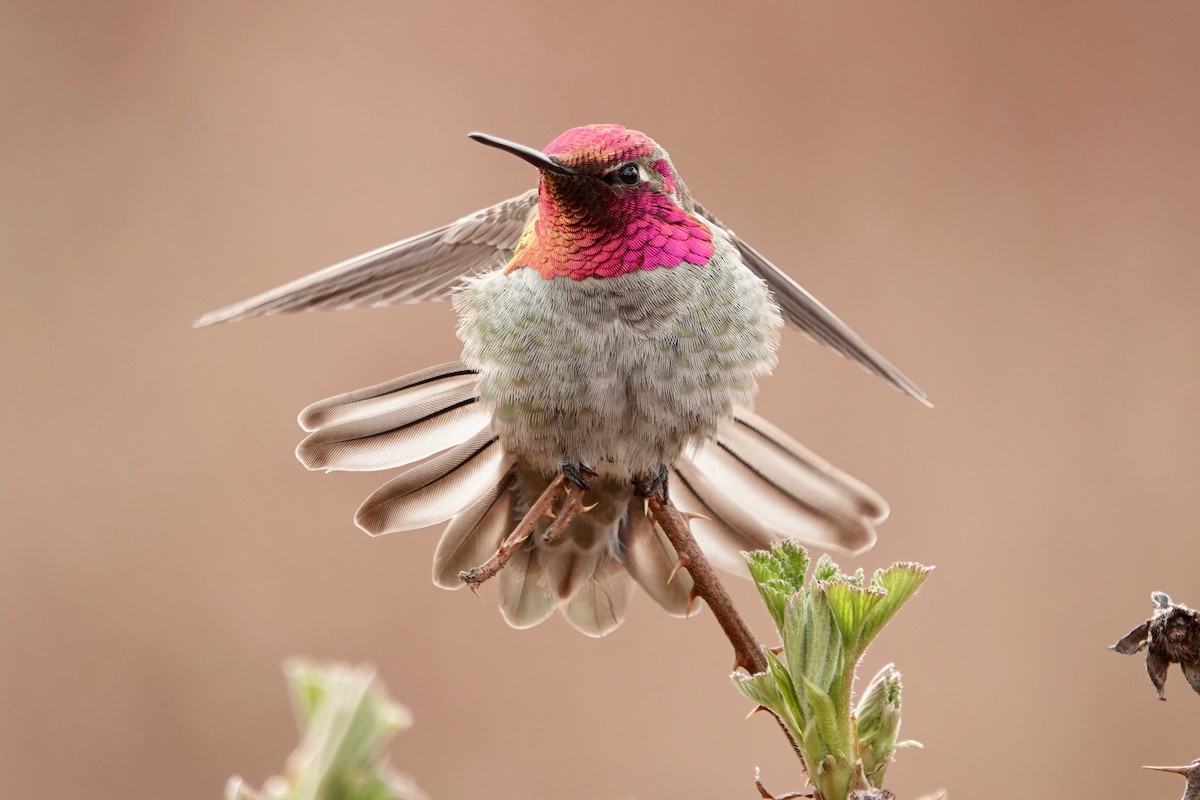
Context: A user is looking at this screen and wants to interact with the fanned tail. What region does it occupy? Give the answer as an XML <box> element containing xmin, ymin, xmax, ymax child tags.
<box><xmin>671</xmin><ymin>406</ymin><xmax>887</xmax><ymax>571</ymax></box>
<box><xmin>618</xmin><ymin>501</ymin><xmax>696</xmax><ymax>618</ymax></box>
<box><xmin>497</xmin><ymin>476</ymin><xmax>638</xmax><ymax>637</ymax></box>
<box><xmin>297</xmin><ymin>365</ymin><xmax>888</xmax><ymax>636</ymax></box>
<box><xmin>296</xmin><ymin>363</ymin><xmax>486</xmax><ymax>473</ymax></box>
<box><xmin>297</xmin><ymin>362</ymin><xmax>507</xmax><ymax>534</ymax></box>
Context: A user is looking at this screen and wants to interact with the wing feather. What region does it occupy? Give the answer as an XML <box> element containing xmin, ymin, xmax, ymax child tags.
<box><xmin>196</xmin><ymin>191</ymin><xmax>537</xmax><ymax>326</ymax></box>
<box><xmin>695</xmin><ymin>204</ymin><xmax>930</xmax><ymax>406</ymax></box>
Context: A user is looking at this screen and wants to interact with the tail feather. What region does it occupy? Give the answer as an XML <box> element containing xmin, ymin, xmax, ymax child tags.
<box><xmin>721</xmin><ymin>411</ymin><xmax>888</xmax><ymax>524</ymax></box>
<box><xmin>499</xmin><ymin>541</ymin><xmax>556</xmax><ymax>630</ymax></box>
<box><xmin>298</xmin><ymin>386</ymin><xmax>489</xmax><ymax>472</ymax></box>
<box><xmin>298</xmin><ymin>362</ymin><xmax>478</xmax><ymax>432</ymax></box>
<box><xmin>673</xmin><ymin>407</ymin><xmax>885</xmax><ymax>559</ymax></box>
<box><xmin>545</xmin><ymin>543</ymin><xmax>608</xmax><ymax>603</ymax></box>
<box><xmin>563</xmin><ymin>556</ymin><xmax>635</xmax><ymax>637</ymax></box>
<box><xmin>299</xmin><ymin>364</ymin><xmax>891</xmax><ymax>635</ymax></box>
<box><xmin>355</xmin><ymin>429</ymin><xmax>512</xmax><ymax>536</ymax></box>
<box><xmin>432</xmin><ymin>471</ymin><xmax>516</xmax><ymax>589</ymax></box>
<box><xmin>618</xmin><ymin>503</ymin><xmax>697</xmax><ymax>618</ymax></box>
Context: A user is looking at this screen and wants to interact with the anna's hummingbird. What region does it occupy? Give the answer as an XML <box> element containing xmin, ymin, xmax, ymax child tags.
<box><xmin>198</xmin><ymin>124</ymin><xmax>927</xmax><ymax>636</ymax></box>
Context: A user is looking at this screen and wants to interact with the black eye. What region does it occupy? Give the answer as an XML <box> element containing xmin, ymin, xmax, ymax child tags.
<box><xmin>616</xmin><ymin>163</ymin><xmax>640</xmax><ymax>185</ymax></box>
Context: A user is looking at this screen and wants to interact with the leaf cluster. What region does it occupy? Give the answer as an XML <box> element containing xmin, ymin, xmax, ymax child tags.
<box><xmin>735</xmin><ymin>542</ymin><xmax>930</xmax><ymax>800</ymax></box>
<box><xmin>226</xmin><ymin>661</ymin><xmax>425</xmax><ymax>800</ymax></box>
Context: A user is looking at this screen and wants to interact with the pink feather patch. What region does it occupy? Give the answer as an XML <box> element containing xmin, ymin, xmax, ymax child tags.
<box><xmin>507</xmin><ymin>125</ymin><xmax>714</xmax><ymax>280</ymax></box>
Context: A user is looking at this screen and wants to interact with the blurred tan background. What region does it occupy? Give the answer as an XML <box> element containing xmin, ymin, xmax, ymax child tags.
<box><xmin>3</xmin><ymin>1</ymin><xmax>1199</xmax><ymax>797</ymax></box>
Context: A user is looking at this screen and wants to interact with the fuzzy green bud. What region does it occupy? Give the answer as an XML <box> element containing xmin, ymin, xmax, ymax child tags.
<box><xmin>855</xmin><ymin>664</ymin><xmax>904</xmax><ymax>786</ymax></box>
<box><xmin>745</xmin><ymin>539</ymin><xmax>810</xmax><ymax>631</ymax></box>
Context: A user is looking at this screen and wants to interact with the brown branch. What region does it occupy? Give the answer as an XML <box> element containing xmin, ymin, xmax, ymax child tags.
<box><xmin>756</xmin><ymin>769</ymin><xmax>814</xmax><ymax>800</ymax></box>
<box><xmin>459</xmin><ymin>474</ymin><xmax>569</xmax><ymax>588</ymax></box>
<box><xmin>465</xmin><ymin>469</ymin><xmax>808</xmax><ymax>775</ymax></box>
<box><xmin>541</xmin><ymin>484</ymin><xmax>586</xmax><ymax>544</ymax></box>
<box><xmin>1144</xmin><ymin>761</ymin><xmax>1200</xmax><ymax>800</ymax></box>
<box><xmin>646</xmin><ymin>494</ymin><xmax>767</xmax><ymax>675</ymax></box>
<box><xmin>646</xmin><ymin>491</ymin><xmax>810</xmax><ymax>774</ymax></box>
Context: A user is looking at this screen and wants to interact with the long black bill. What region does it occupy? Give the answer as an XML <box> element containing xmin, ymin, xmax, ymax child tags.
<box><xmin>468</xmin><ymin>132</ymin><xmax>577</xmax><ymax>176</ymax></box>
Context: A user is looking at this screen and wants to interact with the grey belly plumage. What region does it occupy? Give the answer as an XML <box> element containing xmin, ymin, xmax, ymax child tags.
<box><xmin>452</xmin><ymin>238</ymin><xmax>783</xmax><ymax>477</ymax></box>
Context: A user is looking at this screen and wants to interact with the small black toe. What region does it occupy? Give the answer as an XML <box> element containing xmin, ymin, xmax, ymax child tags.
<box><xmin>562</xmin><ymin>461</ymin><xmax>597</xmax><ymax>491</ymax></box>
<box><xmin>633</xmin><ymin>464</ymin><xmax>670</xmax><ymax>500</ymax></box>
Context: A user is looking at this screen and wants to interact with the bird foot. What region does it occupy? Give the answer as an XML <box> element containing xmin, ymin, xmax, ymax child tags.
<box><xmin>562</xmin><ymin>461</ymin><xmax>598</xmax><ymax>491</ymax></box>
<box><xmin>632</xmin><ymin>464</ymin><xmax>669</xmax><ymax>500</ymax></box>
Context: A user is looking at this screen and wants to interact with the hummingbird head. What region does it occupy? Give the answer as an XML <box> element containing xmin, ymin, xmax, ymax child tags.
<box><xmin>470</xmin><ymin>125</ymin><xmax>715</xmax><ymax>280</ymax></box>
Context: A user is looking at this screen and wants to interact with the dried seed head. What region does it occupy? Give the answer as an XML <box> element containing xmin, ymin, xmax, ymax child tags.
<box><xmin>1111</xmin><ymin>592</ymin><xmax>1200</xmax><ymax>700</ymax></box>
<box><xmin>849</xmin><ymin>790</ymin><xmax>896</xmax><ymax>800</ymax></box>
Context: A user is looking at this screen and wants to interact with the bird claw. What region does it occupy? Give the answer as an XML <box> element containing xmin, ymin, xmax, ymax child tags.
<box><xmin>562</xmin><ymin>461</ymin><xmax>597</xmax><ymax>491</ymax></box>
<box><xmin>632</xmin><ymin>464</ymin><xmax>669</xmax><ymax>500</ymax></box>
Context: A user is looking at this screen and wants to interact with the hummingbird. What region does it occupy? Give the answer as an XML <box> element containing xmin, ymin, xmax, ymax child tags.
<box><xmin>198</xmin><ymin>125</ymin><xmax>927</xmax><ymax>637</ymax></box>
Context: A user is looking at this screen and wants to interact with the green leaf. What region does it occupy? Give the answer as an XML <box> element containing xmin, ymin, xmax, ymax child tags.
<box><xmin>733</xmin><ymin>670</ymin><xmax>784</xmax><ymax>714</ymax></box>
<box><xmin>745</xmin><ymin>542</ymin><xmax>810</xmax><ymax>632</ymax></box>
<box><xmin>799</xmin><ymin>673</ymin><xmax>843</xmax><ymax>759</ymax></box>
<box><xmin>772</xmin><ymin>539</ymin><xmax>811</xmax><ymax>587</ymax></box>
<box><xmin>859</xmin><ymin>563</ymin><xmax>932</xmax><ymax>650</ymax></box>
<box><xmin>765</xmin><ymin>648</ymin><xmax>805</xmax><ymax>730</ymax></box>
<box><xmin>799</xmin><ymin>717</ymin><xmax>826</xmax><ymax>773</ymax></box>
<box><xmin>783</xmin><ymin>590</ymin><xmax>844</xmax><ymax>703</ymax></box>
<box><xmin>732</xmin><ymin>653</ymin><xmax>805</xmax><ymax>742</ymax></box>
<box><xmin>813</xmin><ymin>553</ymin><xmax>841</xmax><ymax>582</ymax></box>
<box><xmin>822</xmin><ymin>581</ymin><xmax>886</xmax><ymax>658</ymax></box>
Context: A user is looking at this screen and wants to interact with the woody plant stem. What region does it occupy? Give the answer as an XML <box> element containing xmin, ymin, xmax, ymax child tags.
<box><xmin>646</xmin><ymin>494</ymin><xmax>768</xmax><ymax>674</ymax></box>
<box><xmin>646</xmin><ymin>492</ymin><xmax>807</xmax><ymax>771</ymax></box>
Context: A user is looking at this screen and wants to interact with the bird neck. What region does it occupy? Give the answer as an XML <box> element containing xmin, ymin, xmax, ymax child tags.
<box><xmin>504</xmin><ymin>177</ymin><xmax>715</xmax><ymax>280</ymax></box>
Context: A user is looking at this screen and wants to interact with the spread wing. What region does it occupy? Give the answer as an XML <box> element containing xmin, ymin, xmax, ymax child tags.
<box><xmin>195</xmin><ymin>190</ymin><xmax>538</xmax><ymax>327</ymax></box>
<box><xmin>696</xmin><ymin>204</ymin><xmax>930</xmax><ymax>406</ymax></box>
